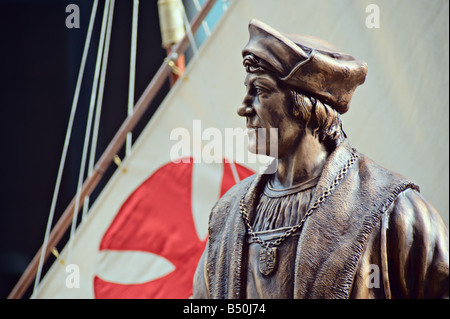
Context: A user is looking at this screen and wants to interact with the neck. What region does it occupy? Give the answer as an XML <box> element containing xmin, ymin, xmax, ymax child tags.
<box><xmin>272</xmin><ymin>131</ymin><xmax>329</xmax><ymax>189</ymax></box>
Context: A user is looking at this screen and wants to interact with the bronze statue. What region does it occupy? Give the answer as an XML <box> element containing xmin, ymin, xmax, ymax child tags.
<box><xmin>193</xmin><ymin>19</ymin><xmax>449</xmax><ymax>299</ymax></box>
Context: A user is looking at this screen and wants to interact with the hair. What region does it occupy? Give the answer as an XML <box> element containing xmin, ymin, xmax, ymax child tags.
<box><xmin>289</xmin><ymin>90</ymin><xmax>346</xmax><ymax>151</ymax></box>
<box><xmin>243</xmin><ymin>53</ymin><xmax>346</xmax><ymax>151</ymax></box>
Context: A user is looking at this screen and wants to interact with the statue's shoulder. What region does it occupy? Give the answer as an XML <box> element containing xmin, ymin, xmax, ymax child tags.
<box><xmin>356</xmin><ymin>151</ymin><xmax>414</xmax><ymax>186</ymax></box>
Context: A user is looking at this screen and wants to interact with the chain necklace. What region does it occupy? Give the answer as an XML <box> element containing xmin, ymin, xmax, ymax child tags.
<box><xmin>239</xmin><ymin>151</ymin><xmax>358</xmax><ymax>276</ymax></box>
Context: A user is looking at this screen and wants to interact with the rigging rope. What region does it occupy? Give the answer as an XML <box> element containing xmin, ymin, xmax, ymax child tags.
<box><xmin>68</xmin><ymin>0</ymin><xmax>114</xmax><ymax>264</ymax></box>
<box><xmin>33</xmin><ymin>0</ymin><xmax>100</xmax><ymax>296</ymax></box>
<box><xmin>82</xmin><ymin>0</ymin><xmax>117</xmax><ymax>220</ymax></box>
<box><xmin>126</xmin><ymin>0</ymin><xmax>139</xmax><ymax>157</ymax></box>
<box><xmin>192</xmin><ymin>0</ymin><xmax>211</xmax><ymax>36</ymax></box>
<box><xmin>178</xmin><ymin>0</ymin><xmax>199</xmax><ymax>54</ymax></box>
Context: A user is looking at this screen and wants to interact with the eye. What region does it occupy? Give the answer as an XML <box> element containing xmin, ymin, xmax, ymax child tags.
<box><xmin>255</xmin><ymin>87</ymin><xmax>264</xmax><ymax>95</ymax></box>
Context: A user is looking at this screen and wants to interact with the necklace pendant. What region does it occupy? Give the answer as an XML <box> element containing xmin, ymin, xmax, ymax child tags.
<box><xmin>259</xmin><ymin>246</ymin><xmax>277</xmax><ymax>276</ymax></box>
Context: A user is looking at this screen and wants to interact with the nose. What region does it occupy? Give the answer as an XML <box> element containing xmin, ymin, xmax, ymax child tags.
<box><xmin>237</xmin><ymin>93</ymin><xmax>254</xmax><ymax>117</ymax></box>
<box><xmin>237</xmin><ymin>105</ymin><xmax>254</xmax><ymax>117</ymax></box>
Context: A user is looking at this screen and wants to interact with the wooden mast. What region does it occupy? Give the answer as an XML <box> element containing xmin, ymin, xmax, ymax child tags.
<box><xmin>8</xmin><ymin>0</ymin><xmax>216</xmax><ymax>299</ymax></box>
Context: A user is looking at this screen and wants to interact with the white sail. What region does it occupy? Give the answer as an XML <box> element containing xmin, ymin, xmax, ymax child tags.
<box><xmin>34</xmin><ymin>0</ymin><xmax>448</xmax><ymax>298</ymax></box>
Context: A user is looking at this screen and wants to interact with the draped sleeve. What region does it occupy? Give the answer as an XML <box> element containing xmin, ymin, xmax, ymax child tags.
<box><xmin>383</xmin><ymin>189</ymin><xmax>449</xmax><ymax>298</ymax></box>
<box><xmin>351</xmin><ymin>188</ymin><xmax>449</xmax><ymax>299</ymax></box>
<box><xmin>192</xmin><ymin>242</ymin><xmax>210</xmax><ymax>298</ymax></box>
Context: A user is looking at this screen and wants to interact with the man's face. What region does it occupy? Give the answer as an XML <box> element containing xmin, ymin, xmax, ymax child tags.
<box><xmin>237</xmin><ymin>72</ymin><xmax>304</xmax><ymax>158</ymax></box>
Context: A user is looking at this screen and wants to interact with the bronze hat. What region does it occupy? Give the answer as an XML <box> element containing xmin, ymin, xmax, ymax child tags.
<box><xmin>242</xmin><ymin>19</ymin><xmax>368</xmax><ymax>114</ymax></box>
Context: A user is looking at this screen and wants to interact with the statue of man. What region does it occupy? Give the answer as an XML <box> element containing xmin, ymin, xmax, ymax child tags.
<box><xmin>193</xmin><ymin>19</ymin><xmax>449</xmax><ymax>299</ymax></box>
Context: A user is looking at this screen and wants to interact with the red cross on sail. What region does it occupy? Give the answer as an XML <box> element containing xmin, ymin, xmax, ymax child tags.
<box><xmin>94</xmin><ymin>159</ymin><xmax>253</xmax><ymax>298</ymax></box>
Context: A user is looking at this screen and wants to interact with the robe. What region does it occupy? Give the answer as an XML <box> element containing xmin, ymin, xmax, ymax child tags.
<box><xmin>193</xmin><ymin>141</ymin><xmax>449</xmax><ymax>298</ymax></box>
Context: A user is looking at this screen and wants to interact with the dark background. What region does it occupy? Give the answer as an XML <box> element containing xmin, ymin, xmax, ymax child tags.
<box><xmin>0</xmin><ymin>0</ymin><xmax>173</xmax><ymax>298</ymax></box>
